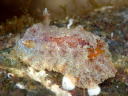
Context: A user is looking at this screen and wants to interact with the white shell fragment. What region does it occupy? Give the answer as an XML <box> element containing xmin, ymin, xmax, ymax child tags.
<box><xmin>67</xmin><ymin>18</ymin><xmax>74</xmax><ymax>29</ymax></box>
<box><xmin>62</xmin><ymin>75</ymin><xmax>75</xmax><ymax>90</ymax></box>
<box><xmin>87</xmin><ymin>85</ymin><xmax>101</xmax><ymax>96</ymax></box>
<box><xmin>7</xmin><ymin>73</ymin><xmax>14</xmax><ymax>79</ymax></box>
<box><xmin>15</xmin><ymin>83</ymin><xmax>25</xmax><ymax>89</ymax></box>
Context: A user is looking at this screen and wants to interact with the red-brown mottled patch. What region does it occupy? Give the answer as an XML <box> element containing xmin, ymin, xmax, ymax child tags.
<box><xmin>48</xmin><ymin>35</ymin><xmax>89</xmax><ymax>48</ymax></box>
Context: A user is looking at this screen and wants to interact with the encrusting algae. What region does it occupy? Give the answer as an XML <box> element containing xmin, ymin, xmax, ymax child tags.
<box><xmin>14</xmin><ymin>8</ymin><xmax>117</xmax><ymax>96</ymax></box>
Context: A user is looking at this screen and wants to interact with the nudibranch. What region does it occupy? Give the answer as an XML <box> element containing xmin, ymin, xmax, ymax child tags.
<box><xmin>15</xmin><ymin>8</ymin><xmax>117</xmax><ymax>96</ymax></box>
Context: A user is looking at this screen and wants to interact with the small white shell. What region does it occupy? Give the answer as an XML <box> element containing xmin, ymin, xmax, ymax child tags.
<box><xmin>15</xmin><ymin>83</ymin><xmax>25</xmax><ymax>89</ymax></box>
<box><xmin>67</xmin><ymin>18</ymin><xmax>74</xmax><ymax>29</ymax></box>
<box><xmin>87</xmin><ymin>85</ymin><xmax>101</xmax><ymax>96</ymax></box>
<box><xmin>62</xmin><ymin>75</ymin><xmax>75</xmax><ymax>90</ymax></box>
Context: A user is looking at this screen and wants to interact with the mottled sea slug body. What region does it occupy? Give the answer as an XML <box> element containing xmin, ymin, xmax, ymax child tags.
<box><xmin>15</xmin><ymin>9</ymin><xmax>117</xmax><ymax>96</ymax></box>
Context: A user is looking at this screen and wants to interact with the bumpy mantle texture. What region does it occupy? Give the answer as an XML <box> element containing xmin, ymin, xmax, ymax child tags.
<box><xmin>15</xmin><ymin>23</ymin><xmax>117</xmax><ymax>89</ymax></box>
